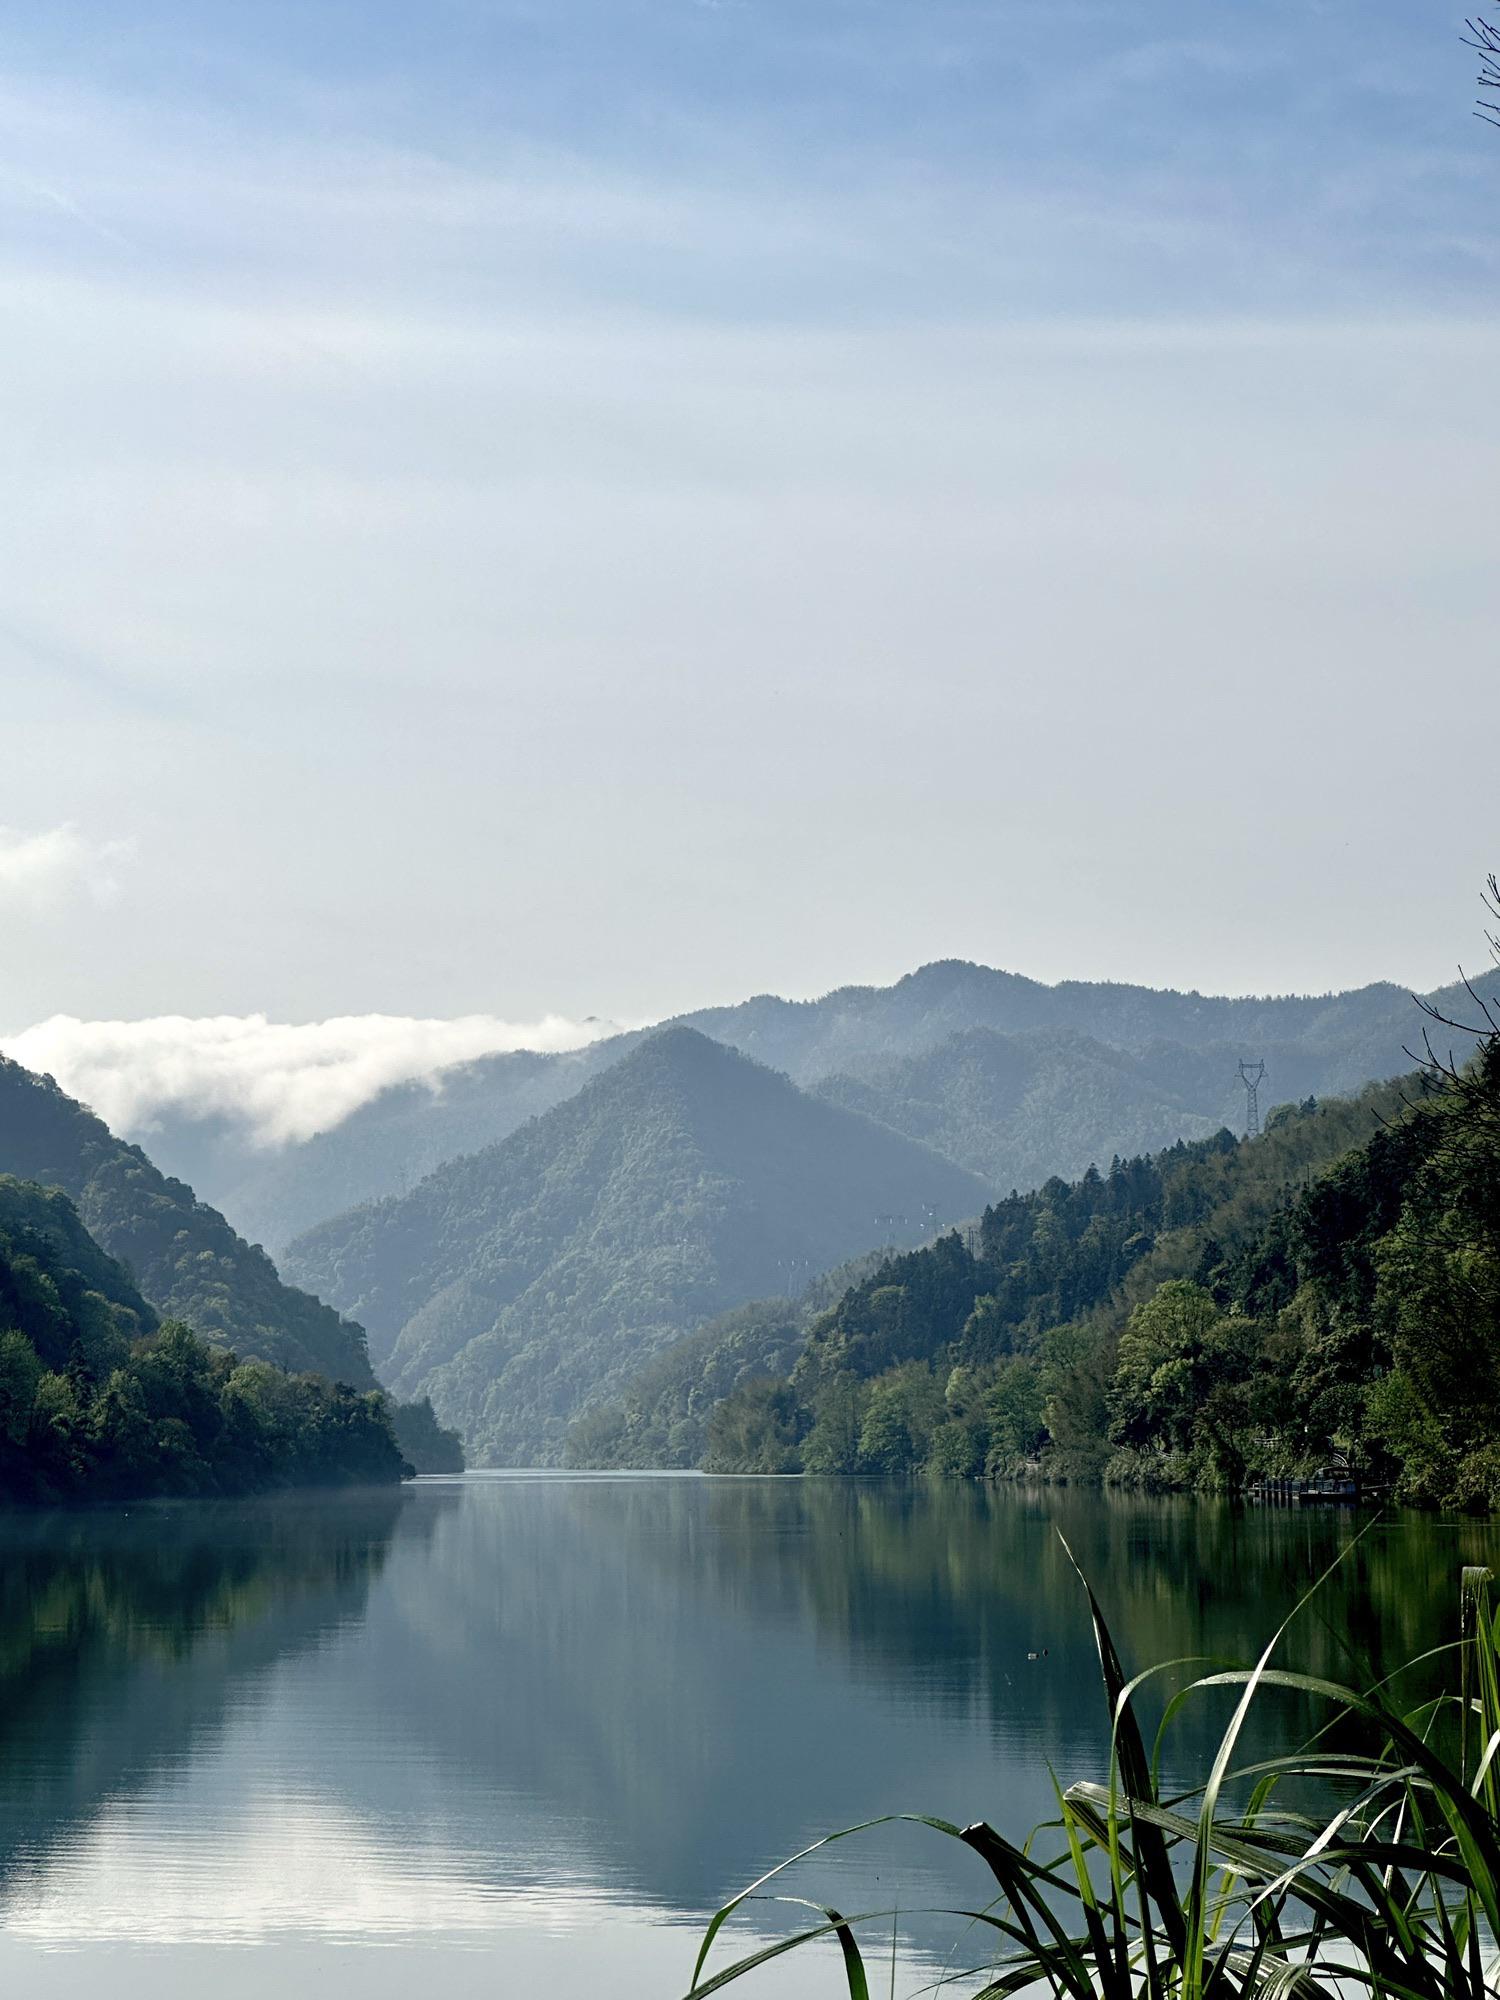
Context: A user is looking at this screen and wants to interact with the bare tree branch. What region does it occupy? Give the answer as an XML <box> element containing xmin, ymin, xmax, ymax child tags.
<box><xmin>1401</xmin><ymin>876</ymin><xmax>1500</xmax><ymax>1122</ymax></box>
<box><xmin>1465</xmin><ymin>16</ymin><xmax>1500</xmax><ymax>124</ymax></box>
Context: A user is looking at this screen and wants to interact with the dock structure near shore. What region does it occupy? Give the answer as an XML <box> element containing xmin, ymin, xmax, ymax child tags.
<box><xmin>1247</xmin><ymin>1465</ymin><xmax>1367</xmax><ymax>1505</ymax></box>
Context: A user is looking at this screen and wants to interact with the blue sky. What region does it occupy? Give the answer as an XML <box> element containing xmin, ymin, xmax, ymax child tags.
<box><xmin>0</xmin><ymin>1</ymin><xmax>1497</xmax><ymax>1077</ymax></box>
<box><xmin>4</xmin><ymin>1</ymin><xmax>1493</xmax><ymax>318</ymax></box>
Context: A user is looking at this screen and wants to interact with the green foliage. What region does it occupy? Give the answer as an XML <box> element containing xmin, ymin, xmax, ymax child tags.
<box><xmin>704</xmin><ymin>1379</ymin><xmax>802</xmax><ymax>1473</ymax></box>
<box><xmin>695</xmin><ymin>1017</ymin><xmax>1500</xmax><ymax>1506</ymax></box>
<box><xmin>564</xmin><ymin>1254</ymin><xmax>897</xmax><ymax>1470</ymax></box>
<box><xmin>0</xmin><ymin>1058</ymin><xmax>374</xmax><ymax>1385</ymax></box>
<box><xmin>564</xmin><ymin>1299</ymin><xmax>805</xmax><ymax>1469</ymax></box>
<box><xmin>1038</xmin><ymin>1320</ymin><xmax>1115</xmax><ymax>1472</ymax></box>
<box><xmin>813</xmin><ymin>1024</ymin><xmax>1230</xmax><ymax>1193</ymax></box>
<box><xmin>288</xmin><ymin>1028</ymin><xmax>987</xmax><ymax>1465</ymax></box>
<box><xmin>390</xmin><ymin>1395</ymin><xmax>466</xmax><ymax>1473</ymax></box>
<box><xmin>983</xmin><ymin>1354</ymin><xmax>1047</xmax><ymax>1472</ymax></box>
<box><xmin>0</xmin><ymin>1178</ymin><xmax>409</xmax><ymax>1503</ymax></box>
<box><xmin>856</xmin><ymin>1364</ymin><xmax>944</xmax><ymax>1474</ymax></box>
<box><xmin>703</xmin><ymin>1080</ymin><xmax>1409</xmax><ymax>1483</ymax></box>
<box><xmin>800</xmin><ymin>1374</ymin><xmax>868</xmax><ymax>1474</ymax></box>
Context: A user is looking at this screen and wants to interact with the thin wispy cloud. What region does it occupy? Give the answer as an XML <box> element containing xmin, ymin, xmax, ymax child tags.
<box><xmin>0</xmin><ymin>1</ymin><xmax>1493</xmax><ymax>1023</ymax></box>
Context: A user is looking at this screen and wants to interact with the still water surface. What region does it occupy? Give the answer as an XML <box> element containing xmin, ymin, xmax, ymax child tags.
<box><xmin>0</xmin><ymin>1473</ymin><xmax>1496</xmax><ymax>1998</ymax></box>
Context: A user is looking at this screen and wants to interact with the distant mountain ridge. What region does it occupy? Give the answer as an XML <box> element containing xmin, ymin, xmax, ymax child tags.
<box><xmin>811</xmin><ymin>1026</ymin><xmax>1223</xmax><ymax>1190</ymax></box>
<box><xmin>284</xmin><ymin>1027</ymin><xmax>990</xmax><ymax>1464</ymax></box>
<box><xmin>677</xmin><ymin>961</ymin><xmax>1426</xmax><ymax>1081</ymax></box>
<box><xmin>0</xmin><ymin>1056</ymin><xmax>376</xmax><ymax>1386</ymax></box>
<box><xmin>143</xmin><ymin>965</ymin><xmax>1463</xmax><ymax>1254</ymax></box>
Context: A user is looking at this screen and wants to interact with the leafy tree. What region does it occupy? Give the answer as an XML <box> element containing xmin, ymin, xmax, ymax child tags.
<box><xmin>703</xmin><ymin>1378</ymin><xmax>802</xmax><ymax>1473</ymax></box>
<box><xmin>856</xmin><ymin>1366</ymin><xmax>944</xmax><ymax>1475</ymax></box>
<box><xmin>802</xmin><ymin>1375</ymin><xmax>868</xmax><ymax>1474</ymax></box>
<box><xmin>1109</xmin><ymin>1282</ymin><xmax>1224</xmax><ymax>1457</ymax></box>
<box><xmin>390</xmin><ymin>1396</ymin><xmax>465</xmax><ymax>1473</ymax></box>
<box><xmin>983</xmin><ymin>1359</ymin><xmax>1046</xmax><ymax>1473</ymax></box>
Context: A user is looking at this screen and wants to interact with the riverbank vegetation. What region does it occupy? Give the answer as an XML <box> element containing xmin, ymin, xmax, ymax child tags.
<box><xmin>0</xmin><ymin>1176</ymin><xmax>413</xmax><ymax>1502</ymax></box>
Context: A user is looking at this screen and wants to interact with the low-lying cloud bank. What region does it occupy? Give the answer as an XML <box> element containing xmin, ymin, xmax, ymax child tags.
<box><xmin>0</xmin><ymin>1012</ymin><xmax>621</xmax><ymax>1148</ymax></box>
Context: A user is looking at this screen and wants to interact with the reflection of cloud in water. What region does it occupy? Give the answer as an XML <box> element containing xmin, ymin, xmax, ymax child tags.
<box><xmin>0</xmin><ymin>1787</ymin><xmax>896</xmax><ymax>2000</ymax></box>
<box><xmin>5</xmin><ymin>1790</ymin><xmax>634</xmax><ymax>1943</ymax></box>
<box><xmin>0</xmin><ymin>1490</ymin><xmax>447</xmax><ymax>1905</ymax></box>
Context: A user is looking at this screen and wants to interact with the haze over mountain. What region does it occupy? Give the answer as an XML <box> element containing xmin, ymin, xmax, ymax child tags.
<box><xmin>284</xmin><ymin>1027</ymin><xmax>990</xmax><ymax>1465</ymax></box>
<box><xmin>811</xmin><ymin>1027</ymin><xmax>1224</xmax><ymax>1191</ymax></box>
<box><xmin>153</xmin><ymin>1040</ymin><xmax>639</xmax><ymax>1259</ymax></box>
<box><xmin>107</xmin><ymin>963</ymin><xmax>1463</xmax><ymax>1255</ymax></box>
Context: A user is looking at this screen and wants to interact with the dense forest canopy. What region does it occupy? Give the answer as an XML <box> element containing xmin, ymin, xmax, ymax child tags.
<box><xmin>0</xmin><ymin>1177</ymin><xmax>411</xmax><ymax>1502</ymax></box>
<box><xmin>389</xmin><ymin>1395</ymin><xmax>465</xmax><ymax>1474</ymax></box>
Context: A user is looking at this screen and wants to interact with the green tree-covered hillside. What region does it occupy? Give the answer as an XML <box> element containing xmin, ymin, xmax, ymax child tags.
<box><xmin>700</xmin><ymin>1071</ymin><xmax>1469</xmax><ymax>1488</ymax></box>
<box><xmin>564</xmin><ymin>1249</ymin><xmax>894</xmax><ymax>1470</ymax></box>
<box><xmin>0</xmin><ymin>1056</ymin><xmax>375</xmax><ymax>1385</ymax></box>
<box><xmin>0</xmin><ymin>1177</ymin><xmax>409</xmax><ymax>1502</ymax></box>
<box><xmin>286</xmin><ymin>1027</ymin><xmax>990</xmax><ymax>1465</ymax></box>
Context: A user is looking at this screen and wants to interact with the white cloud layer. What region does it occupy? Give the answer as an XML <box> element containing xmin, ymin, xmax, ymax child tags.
<box><xmin>0</xmin><ymin>824</ymin><xmax>132</xmax><ymax>912</ymax></box>
<box><xmin>0</xmin><ymin>1012</ymin><xmax>620</xmax><ymax>1147</ymax></box>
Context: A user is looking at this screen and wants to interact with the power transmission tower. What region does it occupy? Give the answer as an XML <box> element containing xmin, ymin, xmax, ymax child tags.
<box><xmin>1238</xmin><ymin>1060</ymin><xmax>1266</xmax><ymax>1139</ymax></box>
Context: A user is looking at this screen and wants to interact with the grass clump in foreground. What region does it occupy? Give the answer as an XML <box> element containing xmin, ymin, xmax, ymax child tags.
<box><xmin>686</xmin><ymin>1537</ymin><xmax>1500</xmax><ymax>1998</ymax></box>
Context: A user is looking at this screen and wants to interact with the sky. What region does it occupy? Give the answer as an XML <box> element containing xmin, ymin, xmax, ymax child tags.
<box><xmin>2</xmin><ymin>0</ymin><xmax>1498</xmax><ymax>1106</ymax></box>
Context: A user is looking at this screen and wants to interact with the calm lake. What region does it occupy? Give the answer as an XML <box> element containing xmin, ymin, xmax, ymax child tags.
<box><xmin>0</xmin><ymin>1473</ymin><xmax>1495</xmax><ymax>1998</ymax></box>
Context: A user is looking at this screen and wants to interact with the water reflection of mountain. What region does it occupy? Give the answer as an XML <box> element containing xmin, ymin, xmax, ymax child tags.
<box><xmin>6</xmin><ymin>1477</ymin><xmax>1499</xmax><ymax>1954</ymax></box>
<box><xmin>323</xmin><ymin>1479</ymin><xmax>1500</xmax><ymax>1921</ymax></box>
<box><xmin>0</xmin><ymin>1490</ymin><xmax>447</xmax><ymax>1906</ymax></box>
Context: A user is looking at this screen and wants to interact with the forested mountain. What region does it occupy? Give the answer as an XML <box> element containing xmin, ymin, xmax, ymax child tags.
<box><xmin>0</xmin><ymin>1177</ymin><xmax>409</xmax><ymax>1501</ymax></box>
<box><xmin>688</xmin><ymin>984</ymin><xmax>1500</xmax><ymax>1511</ymax></box>
<box><xmin>0</xmin><ymin>1056</ymin><xmax>376</xmax><ymax>1386</ymax></box>
<box><xmin>692</xmin><ymin>1072</ymin><xmax>1455</xmax><ymax>1484</ymax></box>
<box><xmin>140</xmin><ymin>967</ymin><xmax>1463</xmax><ymax>1256</ymax></box>
<box><xmin>812</xmin><ymin>1026</ymin><xmax>1222</xmax><ymax>1188</ymax></box>
<box><xmin>284</xmin><ymin>1027</ymin><xmax>989</xmax><ymax>1465</ymax></box>
<box><xmin>156</xmin><ymin>1041</ymin><xmax>638</xmax><ymax>1259</ymax></box>
<box><xmin>563</xmin><ymin>1249</ymin><xmax>893</xmax><ymax>1470</ymax></box>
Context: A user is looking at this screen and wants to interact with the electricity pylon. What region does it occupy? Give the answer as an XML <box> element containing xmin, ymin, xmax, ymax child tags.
<box><xmin>1238</xmin><ymin>1060</ymin><xmax>1267</xmax><ymax>1139</ymax></box>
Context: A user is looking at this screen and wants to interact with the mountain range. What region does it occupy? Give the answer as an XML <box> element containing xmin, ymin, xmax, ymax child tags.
<box><xmin>138</xmin><ymin>963</ymin><xmax>1460</xmax><ymax>1256</ymax></box>
<box><xmin>283</xmin><ymin>1027</ymin><xmax>990</xmax><ymax>1463</ymax></box>
<box><xmin>4</xmin><ymin>959</ymin><xmax>1467</xmax><ymax>1471</ymax></box>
